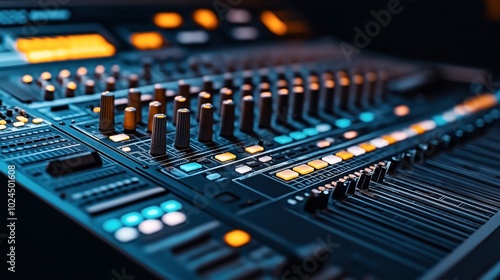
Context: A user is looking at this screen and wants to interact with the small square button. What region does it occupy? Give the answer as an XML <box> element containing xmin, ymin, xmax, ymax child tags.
<box><xmin>258</xmin><ymin>156</ymin><xmax>272</xmax><ymax>163</ymax></box>
<box><xmin>109</xmin><ymin>134</ymin><xmax>130</xmax><ymax>142</ymax></box>
<box><xmin>276</xmin><ymin>169</ymin><xmax>299</xmax><ymax>181</ymax></box>
<box><xmin>321</xmin><ymin>155</ymin><xmax>342</xmax><ymax>164</ymax></box>
<box><xmin>358</xmin><ymin>143</ymin><xmax>376</xmax><ymax>152</ymax></box>
<box><xmin>235</xmin><ymin>165</ymin><xmax>252</xmax><ymax>174</ymax></box>
<box><xmin>245</xmin><ymin>145</ymin><xmax>264</xmax><ymax>154</ymax></box>
<box><xmin>307</xmin><ymin>159</ymin><xmax>328</xmax><ymax>169</ymax></box>
<box><xmin>335</xmin><ymin>150</ymin><xmax>354</xmax><ymax>160</ymax></box>
<box><xmin>316</xmin><ymin>140</ymin><xmax>331</xmax><ymax>148</ymax></box>
<box><xmin>381</xmin><ymin>135</ymin><xmax>397</xmax><ymax>144</ymax></box>
<box><xmin>215</xmin><ymin>152</ymin><xmax>236</xmax><ymax>162</ymax></box>
<box><xmin>180</xmin><ymin>162</ymin><xmax>202</xmax><ymax>172</ymax></box>
<box><xmin>293</xmin><ymin>164</ymin><xmax>314</xmax><ymax>175</ymax></box>
<box><xmin>347</xmin><ymin>146</ymin><xmax>366</xmax><ymax>156</ymax></box>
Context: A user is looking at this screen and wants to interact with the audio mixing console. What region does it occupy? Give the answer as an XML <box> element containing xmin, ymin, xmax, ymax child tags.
<box><xmin>0</xmin><ymin>1</ymin><xmax>499</xmax><ymax>279</ymax></box>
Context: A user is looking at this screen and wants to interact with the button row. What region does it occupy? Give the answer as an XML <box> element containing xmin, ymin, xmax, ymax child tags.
<box><xmin>273</xmin><ymin>123</ymin><xmax>331</xmax><ymax>145</ymax></box>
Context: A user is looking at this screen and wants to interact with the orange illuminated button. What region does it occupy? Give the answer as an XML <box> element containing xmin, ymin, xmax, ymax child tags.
<box><xmin>335</xmin><ymin>150</ymin><xmax>354</xmax><ymax>160</ymax></box>
<box><xmin>307</xmin><ymin>159</ymin><xmax>328</xmax><ymax>170</ymax></box>
<box><xmin>358</xmin><ymin>143</ymin><xmax>376</xmax><ymax>152</ymax></box>
<box><xmin>224</xmin><ymin>229</ymin><xmax>251</xmax><ymax>248</ymax></box>
<box><xmin>193</xmin><ymin>9</ymin><xmax>218</xmax><ymax>30</ymax></box>
<box><xmin>381</xmin><ymin>135</ymin><xmax>397</xmax><ymax>145</ymax></box>
<box><xmin>154</xmin><ymin>12</ymin><xmax>183</xmax><ymax>28</ymax></box>
<box><xmin>261</xmin><ymin>11</ymin><xmax>287</xmax><ymax>36</ymax></box>
<box><xmin>130</xmin><ymin>32</ymin><xmax>165</xmax><ymax>50</ymax></box>
<box><xmin>293</xmin><ymin>164</ymin><xmax>314</xmax><ymax>175</ymax></box>
<box><xmin>22</xmin><ymin>74</ymin><xmax>33</xmax><ymax>84</ymax></box>
<box><xmin>276</xmin><ymin>169</ymin><xmax>299</xmax><ymax>181</ymax></box>
<box><xmin>410</xmin><ymin>124</ymin><xmax>426</xmax><ymax>135</ymax></box>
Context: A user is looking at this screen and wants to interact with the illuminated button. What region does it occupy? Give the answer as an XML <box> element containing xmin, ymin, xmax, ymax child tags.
<box><xmin>335</xmin><ymin>150</ymin><xmax>354</xmax><ymax>160</ymax></box>
<box><xmin>102</xmin><ymin>219</ymin><xmax>122</xmax><ymax>233</ymax></box>
<box><xmin>193</xmin><ymin>9</ymin><xmax>218</xmax><ymax>30</ymax></box>
<box><xmin>370</xmin><ymin>138</ymin><xmax>389</xmax><ymax>148</ymax></box>
<box><xmin>432</xmin><ymin>115</ymin><xmax>447</xmax><ymax>126</ymax></box>
<box><xmin>162</xmin><ymin>212</ymin><xmax>186</xmax><ymax>226</ymax></box>
<box><xmin>258</xmin><ymin>156</ymin><xmax>272</xmax><ymax>163</ymax></box>
<box><xmin>141</xmin><ymin>206</ymin><xmax>164</xmax><ymax>219</ymax></box>
<box><xmin>235</xmin><ymin>165</ymin><xmax>252</xmax><ymax>174</ymax></box>
<box><xmin>215</xmin><ymin>152</ymin><xmax>236</xmax><ymax>162</ymax></box>
<box><xmin>160</xmin><ymin>200</ymin><xmax>182</xmax><ymax>212</ymax></box>
<box><xmin>390</xmin><ymin>131</ymin><xmax>407</xmax><ymax>141</ymax></box>
<box><xmin>109</xmin><ymin>134</ymin><xmax>130</xmax><ymax>142</ymax></box>
<box><xmin>316</xmin><ymin>123</ymin><xmax>332</xmax><ymax>133</ymax></box>
<box><xmin>335</xmin><ymin>118</ymin><xmax>351</xmax><ymax>128</ymax></box>
<box><xmin>93</xmin><ymin>107</ymin><xmax>101</xmax><ymax>113</ymax></box>
<box><xmin>180</xmin><ymin>162</ymin><xmax>202</xmax><ymax>172</ymax></box>
<box><xmin>138</xmin><ymin>219</ymin><xmax>163</xmax><ymax>235</ymax></box>
<box><xmin>303</xmin><ymin>127</ymin><xmax>318</xmax><ymax>136</ymax></box>
<box><xmin>261</xmin><ymin>10</ymin><xmax>287</xmax><ymax>36</ymax></box>
<box><xmin>0</xmin><ymin>120</ymin><xmax>6</xmax><ymax>125</ymax></box>
<box><xmin>276</xmin><ymin>169</ymin><xmax>299</xmax><ymax>181</ymax></box>
<box><xmin>293</xmin><ymin>164</ymin><xmax>314</xmax><ymax>175</ymax></box>
<box><xmin>316</xmin><ymin>140</ymin><xmax>331</xmax><ymax>148</ymax></box>
<box><xmin>347</xmin><ymin>146</ymin><xmax>366</xmax><ymax>156</ymax></box>
<box><xmin>130</xmin><ymin>32</ymin><xmax>164</xmax><ymax>50</ymax></box>
<box><xmin>394</xmin><ymin>105</ymin><xmax>410</xmax><ymax>117</ymax></box>
<box><xmin>206</xmin><ymin>173</ymin><xmax>221</xmax><ymax>180</ymax></box>
<box><xmin>154</xmin><ymin>12</ymin><xmax>183</xmax><ymax>28</ymax></box>
<box><xmin>22</xmin><ymin>74</ymin><xmax>33</xmax><ymax>84</ymax></box>
<box><xmin>410</xmin><ymin>124</ymin><xmax>426</xmax><ymax>135</ymax></box>
<box><xmin>289</xmin><ymin>131</ymin><xmax>307</xmax><ymax>140</ymax></box>
<box><xmin>16</xmin><ymin>116</ymin><xmax>29</xmax><ymax>123</ymax></box>
<box><xmin>359</xmin><ymin>112</ymin><xmax>375</xmax><ymax>122</ymax></box>
<box><xmin>381</xmin><ymin>135</ymin><xmax>397</xmax><ymax>145</ymax></box>
<box><xmin>224</xmin><ymin>229</ymin><xmax>251</xmax><ymax>248</ymax></box>
<box><xmin>321</xmin><ymin>155</ymin><xmax>342</xmax><ymax>164</ymax></box>
<box><xmin>358</xmin><ymin>143</ymin><xmax>376</xmax><ymax>152</ymax></box>
<box><xmin>121</xmin><ymin>212</ymin><xmax>143</xmax><ymax>227</ymax></box>
<box><xmin>13</xmin><ymin>122</ymin><xmax>25</xmax><ymax>127</ymax></box>
<box><xmin>0</xmin><ymin>125</ymin><xmax>6</xmax><ymax>130</ymax></box>
<box><xmin>40</xmin><ymin>71</ymin><xmax>52</xmax><ymax>81</ymax></box>
<box><xmin>274</xmin><ymin>135</ymin><xmax>293</xmax><ymax>144</ymax></box>
<box><xmin>121</xmin><ymin>147</ymin><xmax>131</xmax><ymax>152</ymax></box>
<box><xmin>32</xmin><ymin>118</ymin><xmax>43</xmax><ymax>124</ymax></box>
<box><xmin>343</xmin><ymin>130</ymin><xmax>358</xmax><ymax>139</ymax></box>
<box><xmin>307</xmin><ymin>159</ymin><xmax>328</xmax><ymax>170</ymax></box>
<box><xmin>114</xmin><ymin>227</ymin><xmax>139</xmax><ymax>243</ymax></box>
<box><xmin>245</xmin><ymin>145</ymin><xmax>264</xmax><ymax>154</ymax></box>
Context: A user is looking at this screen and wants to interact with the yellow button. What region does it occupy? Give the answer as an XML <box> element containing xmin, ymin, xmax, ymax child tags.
<box><xmin>276</xmin><ymin>169</ymin><xmax>299</xmax><ymax>181</ymax></box>
<box><xmin>381</xmin><ymin>135</ymin><xmax>397</xmax><ymax>145</ymax></box>
<box><xmin>32</xmin><ymin>118</ymin><xmax>44</xmax><ymax>124</ymax></box>
<box><xmin>215</xmin><ymin>152</ymin><xmax>236</xmax><ymax>162</ymax></box>
<box><xmin>109</xmin><ymin>134</ymin><xmax>130</xmax><ymax>142</ymax></box>
<box><xmin>0</xmin><ymin>120</ymin><xmax>6</xmax><ymax>125</ymax></box>
<box><xmin>359</xmin><ymin>143</ymin><xmax>376</xmax><ymax>152</ymax></box>
<box><xmin>410</xmin><ymin>124</ymin><xmax>426</xmax><ymax>134</ymax></box>
<box><xmin>335</xmin><ymin>150</ymin><xmax>354</xmax><ymax>160</ymax></box>
<box><xmin>316</xmin><ymin>140</ymin><xmax>331</xmax><ymax>148</ymax></box>
<box><xmin>224</xmin><ymin>229</ymin><xmax>251</xmax><ymax>248</ymax></box>
<box><xmin>16</xmin><ymin>116</ymin><xmax>29</xmax><ymax>123</ymax></box>
<box><xmin>93</xmin><ymin>107</ymin><xmax>101</xmax><ymax>113</ymax></box>
<box><xmin>307</xmin><ymin>159</ymin><xmax>328</xmax><ymax>170</ymax></box>
<box><xmin>13</xmin><ymin>122</ymin><xmax>25</xmax><ymax>127</ymax></box>
<box><xmin>293</xmin><ymin>164</ymin><xmax>314</xmax><ymax>175</ymax></box>
<box><xmin>245</xmin><ymin>145</ymin><xmax>264</xmax><ymax>154</ymax></box>
<box><xmin>0</xmin><ymin>124</ymin><xmax>6</xmax><ymax>130</ymax></box>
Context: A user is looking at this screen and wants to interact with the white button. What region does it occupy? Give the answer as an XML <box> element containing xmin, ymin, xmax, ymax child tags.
<box><xmin>321</xmin><ymin>155</ymin><xmax>342</xmax><ymax>164</ymax></box>
<box><xmin>114</xmin><ymin>227</ymin><xmax>139</xmax><ymax>243</ymax></box>
<box><xmin>235</xmin><ymin>165</ymin><xmax>252</xmax><ymax>174</ymax></box>
<box><xmin>370</xmin><ymin>138</ymin><xmax>389</xmax><ymax>148</ymax></box>
<box><xmin>287</xmin><ymin>199</ymin><xmax>297</xmax><ymax>205</ymax></box>
<box><xmin>138</xmin><ymin>219</ymin><xmax>163</xmax><ymax>235</ymax></box>
<box><xmin>316</xmin><ymin>123</ymin><xmax>332</xmax><ymax>132</ymax></box>
<box><xmin>258</xmin><ymin>156</ymin><xmax>272</xmax><ymax>163</ymax></box>
<box><xmin>391</xmin><ymin>131</ymin><xmax>407</xmax><ymax>141</ymax></box>
<box><xmin>347</xmin><ymin>146</ymin><xmax>366</xmax><ymax>156</ymax></box>
<box><xmin>162</xmin><ymin>212</ymin><xmax>186</xmax><ymax>226</ymax></box>
<box><xmin>295</xmin><ymin>196</ymin><xmax>304</xmax><ymax>201</ymax></box>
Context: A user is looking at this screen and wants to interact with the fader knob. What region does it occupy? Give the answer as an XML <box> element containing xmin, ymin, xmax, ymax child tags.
<box><xmin>123</xmin><ymin>107</ymin><xmax>137</xmax><ymax>132</ymax></box>
<box><xmin>128</xmin><ymin>74</ymin><xmax>139</xmax><ymax>88</ymax></box>
<box><xmin>105</xmin><ymin>77</ymin><xmax>116</xmax><ymax>91</ymax></box>
<box><xmin>198</xmin><ymin>103</ymin><xmax>214</xmax><ymax>142</ymax></box>
<box><xmin>178</xmin><ymin>80</ymin><xmax>191</xmax><ymax>108</ymax></box>
<box><xmin>219</xmin><ymin>88</ymin><xmax>233</xmax><ymax>115</ymax></box>
<box><xmin>150</xmin><ymin>114</ymin><xmax>167</xmax><ymax>155</ymax></box>
<box><xmin>220</xmin><ymin>99</ymin><xmax>235</xmax><ymax>137</ymax></box>
<box><xmin>292</xmin><ymin>86</ymin><xmax>304</xmax><ymax>119</ymax></box>
<box><xmin>197</xmin><ymin>92</ymin><xmax>212</xmax><ymax>120</ymax></box>
<box><xmin>323</xmin><ymin>80</ymin><xmax>335</xmax><ymax>113</ymax></box>
<box><xmin>307</xmin><ymin>83</ymin><xmax>320</xmax><ymax>116</ymax></box>
<box><xmin>99</xmin><ymin>92</ymin><xmax>115</xmax><ymax>131</ymax></box>
<box><xmin>85</xmin><ymin>80</ymin><xmax>95</xmax><ymax>95</ymax></box>
<box><xmin>65</xmin><ymin>82</ymin><xmax>77</xmax><ymax>98</ymax></box>
<box><xmin>128</xmin><ymin>89</ymin><xmax>142</xmax><ymax>123</ymax></box>
<box><xmin>174</xmin><ymin>109</ymin><xmax>191</xmax><ymax>149</ymax></box>
<box><xmin>44</xmin><ymin>85</ymin><xmax>55</xmax><ymax>101</ymax></box>
<box><xmin>258</xmin><ymin>92</ymin><xmax>272</xmax><ymax>128</ymax></box>
<box><xmin>276</xmin><ymin>88</ymin><xmax>289</xmax><ymax>125</ymax></box>
<box><xmin>240</xmin><ymin>96</ymin><xmax>254</xmax><ymax>132</ymax></box>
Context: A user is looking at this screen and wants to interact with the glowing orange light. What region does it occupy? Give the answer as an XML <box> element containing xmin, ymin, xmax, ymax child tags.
<box><xmin>130</xmin><ymin>32</ymin><xmax>165</xmax><ymax>50</ymax></box>
<box><xmin>343</xmin><ymin>130</ymin><xmax>358</xmax><ymax>139</ymax></box>
<box><xmin>22</xmin><ymin>75</ymin><xmax>33</xmax><ymax>84</ymax></box>
<box><xmin>260</xmin><ymin>11</ymin><xmax>288</xmax><ymax>36</ymax></box>
<box><xmin>394</xmin><ymin>105</ymin><xmax>410</xmax><ymax>117</ymax></box>
<box><xmin>193</xmin><ymin>9</ymin><xmax>218</xmax><ymax>30</ymax></box>
<box><xmin>224</xmin><ymin>229</ymin><xmax>251</xmax><ymax>248</ymax></box>
<box><xmin>154</xmin><ymin>12</ymin><xmax>183</xmax><ymax>28</ymax></box>
<box><xmin>40</xmin><ymin>71</ymin><xmax>52</xmax><ymax>81</ymax></box>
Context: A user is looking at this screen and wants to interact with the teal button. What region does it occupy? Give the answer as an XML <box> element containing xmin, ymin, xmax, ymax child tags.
<box><xmin>206</xmin><ymin>173</ymin><xmax>221</xmax><ymax>180</ymax></box>
<box><xmin>496</xmin><ymin>90</ymin><xmax>500</xmax><ymax>99</ymax></box>
<box><xmin>432</xmin><ymin>115</ymin><xmax>447</xmax><ymax>126</ymax></box>
<box><xmin>303</xmin><ymin>128</ymin><xmax>318</xmax><ymax>136</ymax></box>
<box><xmin>274</xmin><ymin>135</ymin><xmax>293</xmax><ymax>144</ymax></box>
<box><xmin>141</xmin><ymin>206</ymin><xmax>164</xmax><ymax>219</ymax></box>
<box><xmin>359</xmin><ymin>112</ymin><xmax>375</xmax><ymax>123</ymax></box>
<box><xmin>161</xmin><ymin>200</ymin><xmax>182</xmax><ymax>212</ymax></box>
<box><xmin>121</xmin><ymin>212</ymin><xmax>143</xmax><ymax>227</ymax></box>
<box><xmin>102</xmin><ymin>219</ymin><xmax>122</xmax><ymax>233</ymax></box>
<box><xmin>289</xmin><ymin>131</ymin><xmax>307</xmax><ymax>140</ymax></box>
<box><xmin>335</xmin><ymin>118</ymin><xmax>351</xmax><ymax>128</ymax></box>
<box><xmin>180</xmin><ymin>162</ymin><xmax>202</xmax><ymax>172</ymax></box>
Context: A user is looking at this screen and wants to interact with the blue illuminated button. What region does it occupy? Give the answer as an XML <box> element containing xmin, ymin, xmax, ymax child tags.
<box><xmin>180</xmin><ymin>162</ymin><xmax>202</xmax><ymax>172</ymax></box>
<box><xmin>274</xmin><ymin>135</ymin><xmax>293</xmax><ymax>144</ymax></box>
<box><xmin>432</xmin><ymin>115</ymin><xmax>447</xmax><ymax>126</ymax></box>
<box><xmin>102</xmin><ymin>219</ymin><xmax>122</xmax><ymax>233</ymax></box>
<box><xmin>496</xmin><ymin>90</ymin><xmax>500</xmax><ymax>99</ymax></box>
<box><xmin>303</xmin><ymin>127</ymin><xmax>318</xmax><ymax>136</ymax></box>
<box><xmin>141</xmin><ymin>206</ymin><xmax>164</xmax><ymax>219</ymax></box>
<box><xmin>359</xmin><ymin>112</ymin><xmax>375</xmax><ymax>123</ymax></box>
<box><xmin>316</xmin><ymin>123</ymin><xmax>332</xmax><ymax>132</ymax></box>
<box><xmin>121</xmin><ymin>212</ymin><xmax>143</xmax><ymax>227</ymax></box>
<box><xmin>335</xmin><ymin>118</ymin><xmax>351</xmax><ymax>128</ymax></box>
<box><xmin>206</xmin><ymin>173</ymin><xmax>221</xmax><ymax>180</ymax></box>
<box><xmin>289</xmin><ymin>131</ymin><xmax>307</xmax><ymax>140</ymax></box>
<box><xmin>161</xmin><ymin>200</ymin><xmax>182</xmax><ymax>212</ymax></box>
